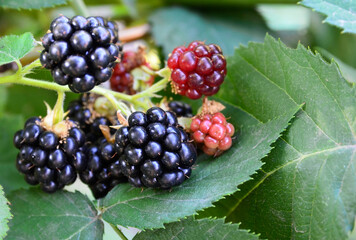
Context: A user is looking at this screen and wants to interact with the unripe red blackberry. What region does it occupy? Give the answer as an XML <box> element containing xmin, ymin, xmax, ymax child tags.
<box><xmin>13</xmin><ymin>117</ymin><xmax>85</xmax><ymax>193</ymax></box>
<box><xmin>167</xmin><ymin>41</ymin><xmax>227</xmax><ymax>99</ymax></box>
<box><xmin>191</xmin><ymin>112</ymin><xmax>234</xmax><ymax>156</ymax></box>
<box><xmin>40</xmin><ymin>16</ymin><xmax>121</xmax><ymax>93</ymax></box>
<box><xmin>110</xmin><ymin>50</ymin><xmax>154</xmax><ymax>94</ymax></box>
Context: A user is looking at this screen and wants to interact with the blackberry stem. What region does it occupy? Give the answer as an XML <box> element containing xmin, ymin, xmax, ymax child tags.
<box><xmin>0</xmin><ymin>59</ymin><xmax>168</xmax><ymax>112</ymax></box>
<box><xmin>70</xmin><ymin>0</ymin><xmax>90</xmax><ymax>17</ymax></box>
<box><xmin>53</xmin><ymin>91</ymin><xmax>66</xmax><ymax>124</ymax></box>
<box><xmin>109</xmin><ymin>223</ymin><xmax>129</xmax><ymax>240</ymax></box>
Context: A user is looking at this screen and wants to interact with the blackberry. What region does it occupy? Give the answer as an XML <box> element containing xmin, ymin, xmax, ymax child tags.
<box><xmin>191</xmin><ymin>112</ymin><xmax>234</xmax><ymax>156</ymax></box>
<box><xmin>79</xmin><ymin>137</ymin><xmax>127</xmax><ymax>199</ymax></box>
<box><xmin>40</xmin><ymin>16</ymin><xmax>121</xmax><ymax>93</ymax></box>
<box><xmin>115</xmin><ymin>107</ymin><xmax>197</xmax><ymax>189</ymax></box>
<box><xmin>13</xmin><ymin>118</ymin><xmax>86</xmax><ymax>193</ymax></box>
<box><xmin>168</xmin><ymin>101</ymin><xmax>193</xmax><ymax>117</ymax></box>
<box><xmin>110</xmin><ymin>50</ymin><xmax>154</xmax><ymax>94</ymax></box>
<box><xmin>167</xmin><ymin>41</ymin><xmax>227</xmax><ymax>99</ymax></box>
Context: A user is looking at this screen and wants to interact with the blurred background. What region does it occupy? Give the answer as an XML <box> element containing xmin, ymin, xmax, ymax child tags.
<box><xmin>0</xmin><ymin>0</ymin><xmax>355</xmax><ymax>239</ymax></box>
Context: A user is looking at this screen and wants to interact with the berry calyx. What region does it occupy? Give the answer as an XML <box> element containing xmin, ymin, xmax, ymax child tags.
<box><xmin>167</xmin><ymin>41</ymin><xmax>227</xmax><ymax>99</ymax></box>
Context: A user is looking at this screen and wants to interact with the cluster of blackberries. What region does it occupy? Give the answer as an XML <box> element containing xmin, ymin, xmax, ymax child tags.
<box><xmin>167</xmin><ymin>41</ymin><xmax>227</xmax><ymax>99</ymax></box>
<box><xmin>40</xmin><ymin>15</ymin><xmax>121</xmax><ymax>93</ymax></box>
<box><xmin>110</xmin><ymin>50</ymin><xmax>154</xmax><ymax>94</ymax></box>
<box><xmin>168</xmin><ymin>101</ymin><xmax>193</xmax><ymax>117</ymax></box>
<box><xmin>13</xmin><ymin>117</ymin><xmax>85</xmax><ymax>193</ymax></box>
<box><xmin>115</xmin><ymin>107</ymin><xmax>197</xmax><ymax>189</ymax></box>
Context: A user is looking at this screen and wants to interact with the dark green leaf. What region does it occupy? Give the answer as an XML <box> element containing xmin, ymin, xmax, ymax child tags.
<box><xmin>201</xmin><ymin>35</ymin><xmax>356</xmax><ymax>239</ymax></box>
<box><xmin>101</xmin><ymin>100</ymin><xmax>300</xmax><ymax>229</ymax></box>
<box><xmin>0</xmin><ymin>185</ymin><xmax>11</xmax><ymax>239</ymax></box>
<box><xmin>0</xmin><ymin>115</ymin><xmax>27</xmax><ymax>193</ymax></box>
<box><xmin>149</xmin><ymin>7</ymin><xmax>267</xmax><ymax>56</ymax></box>
<box><xmin>301</xmin><ymin>0</ymin><xmax>356</xmax><ymax>34</ymax></box>
<box><xmin>0</xmin><ymin>33</ymin><xmax>36</xmax><ymax>66</ymax></box>
<box><xmin>7</xmin><ymin>188</ymin><xmax>104</xmax><ymax>239</ymax></box>
<box><xmin>0</xmin><ymin>0</ymin><xmax>68</xmax><ymax>10</ymax></box>
<box><xmin>134</xmin><ymin>218</ymin><xmax>259</xmax><ymax>240</ymax></box>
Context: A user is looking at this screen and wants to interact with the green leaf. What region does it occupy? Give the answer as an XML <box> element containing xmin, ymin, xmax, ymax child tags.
<box><xmin>0</xmin><ymin>33</ymin><xmax>36</xmax><ymax>66</ymax></box>
<box><xmin>200</xmin><ymin>35</ymin><xmax>356</xmax><ymax>239</ymax></box>
<box><xmin>0</xmin><ymin>115</ymin><xmax>28</xmax><ymax>193</ymax></box>
<box><xmin>0</xmin><ymin>0</ymin><xmax>68</xmax><ymax>10</ymax></box>
<box><xmin>134</xmin><ymin>218</ymin><xmax>259</xmax><ymax>240</ymax></box>
<box><xmin>301</xmin><ymin>0</ymin><xmax>356</xmax><ymax>34</ymax></box>
<box><xmin>101</xmin><ymin>101</ymin><xmax>300</xmax><ymax>229</ymax></box>
<box><xmin>0</xmin><ymin>185</ymin><xmax>11</xmax><ymax>239</ymax></box>
<box><xmin>149</xmin><ymin>7</ymin><xmax>267</xmax><ymax>56</ymax></box>
<box><xmin>7</xmin><ymin>188</ymin><xmax>104</xmax><ymax>239</ymax></box>
<box><xmin>163</xmin><ymin>0</ymin><xmax>297</xmax><ymax>5</ymax></box>
<box><xmin>316</xmin><ymin>47</ymin><xmax>356</xmax><ymax>84</ymax></box>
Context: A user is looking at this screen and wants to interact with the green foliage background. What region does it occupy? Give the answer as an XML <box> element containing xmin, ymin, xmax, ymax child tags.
<box><xmin>0</xmin><ymin>0</ymin><xmax>355</xmax><ymax>239</ymax></box>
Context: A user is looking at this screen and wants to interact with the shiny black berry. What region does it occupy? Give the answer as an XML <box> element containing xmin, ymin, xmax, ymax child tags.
<box><xmin>115</xmin><ymin>107</ymin><xmax>197</xmax><ymax>189</ymax></box>
<box><xmin>168</xmin><ymin>101</ymin><xmax>193</xmax><ymax>117</ymax></box>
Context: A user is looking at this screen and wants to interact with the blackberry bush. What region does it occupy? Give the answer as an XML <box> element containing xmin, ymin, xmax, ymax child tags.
<box><xmin>40</xmin><ymin>16</ymin><xmax>121</xmax><ymax>93</ymax></box>
<box><xmin>13</xmin><ymin>117</ymin><xmax>85</xmax><ymax>193</ymax></box>
<box><xmin>114</xmin><ymin>107</ymin><xmax>197</xmax><ymax>189</ymax></box>
<box><xmin>167</xmin><ymin>41</ymin><xmax>227</xmax><ymax>99</ymax></box>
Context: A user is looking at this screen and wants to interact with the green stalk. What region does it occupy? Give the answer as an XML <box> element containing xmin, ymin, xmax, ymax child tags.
<box><xmin>52</xmin><ymin>91</ymin><xmax>65</xmax><ymax>124</ymax></box>
<box><xmin>70</xmin><ymin>0</ymin><xmax>90</xmax><ymax>17</ymax></box>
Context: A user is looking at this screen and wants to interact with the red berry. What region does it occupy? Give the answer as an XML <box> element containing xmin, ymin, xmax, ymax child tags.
<box><xmin>190</xmin><ymin>111</ymin><xmax>234</xmax><ymax>156</ymax></box>
<box><xmin>171</xmin><ymin>69</ymin><xmax>187</xmax><ymax>84</ymax></box>
<box><xmin>193</xmin><ymin>130</ymin><xmax>205</xmax><ymax>143</ymax></box>
<box><xmin>199</xmin><ymin>120</ymin><xmax>212</xmax><ymax>134</ymax></box>
<box><xmin>190</xmin><ymin>118</ymin><xmax>201</xmax><ymax>132</ymax></box>
<box><xmin>167</xmin><ymin>41</ymin><xmax>227</xmax><ymax>99</ymax></box>
<box><xmin>179</xmin><ymin>51</ymin><xmax>197</xmax><ymax>72</ymax></box>
<box><xmin>204</xmin><ymin>136</ymin><xmax>218</xmax><ymax>149</ymax></box>
<box><xmin>226</xmin><ymin>123</ymin><xmax>235</xmax><ymax>137</ymax></box>
<box><xmin>110</xmin><ymin>50</ymin><xmax>154</xmax><ymax>95</ymax></box>
<box><xmin>208</xmin><ymin>123</ymin><xmax>226</xmax><ymax>140</ymax></box>
<box><xmin>219</xmin><ymin>136</ymin><xmax>232</xmax><ymax>150</ymax></box>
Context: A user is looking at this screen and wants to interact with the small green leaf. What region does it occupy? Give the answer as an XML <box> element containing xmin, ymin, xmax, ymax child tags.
<box><xmin>0</xmin><ymin>0</ymin><xmax>68</xmax><ymax>10</ymax></box>
<box><xmin>0</xmin><ymin>33</ymin><xmax>36</xmax><ymax>66</ymax></box>
<box><xmin>0</xmin><ymin>185</ymin><xmax>11</xmax><ymax>239</ymax></box>
<box><xmin>201</xmin><ymin>35</ymin><xmax>356</xmax><ymax>239</ymax></box>
<box><xmin>0</xmin><ymin>115</ymin><xmax>27</xmax><ymax>193</ymax></box>
<box><xmin>7</xmin><ymin>188</ymin><xmax>104</xmax><ymax>240</ymax></box>
<box><xmin>134</xmin><ymin>218</ymin><xmax>259</xmax><ymax>240</ymax></box>
<box><xmin>301</xmin><ymin>0</ymin><xmax>356</xmax><ymax>34</ymax></box>
<box><xmin>163</xmin><ymin>0</ymin><xmax>298</xmax><ymax>5</ymax></box>
<box><xmin>101</xmin><ymin>100</ymin><xmax>300</xmax><ymax>229</ymax></box>
<box><xmin>149</xmin><ymin>7</ymin><xmax>267</xmax><ymax>56</ymax></box>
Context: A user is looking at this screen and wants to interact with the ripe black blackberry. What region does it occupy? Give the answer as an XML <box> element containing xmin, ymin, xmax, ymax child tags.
<box><xmin>66</xmin><ymin>94</ymin><xmax>118</xmax><ymax>141</ymax></box>
<box><xmin>66</xmin><ymin>94</ymin><xmax>126</xmax><ymax>198</ymax></box>
<box><xmin>115</xmin><ymin>107</ymin><xmax>197</xmax><ymax>189</ymax></box>
<box><xmin>168</xmin><ymin>101</ymin><xmax>193</xmax><ymax>117</ymax></box>
<box><xmin>79</xmin><ymin>137</ymin><xmax>127</xmax><ymax>199</ymax></box>
<box><xmin>13</xmin><ymin>117</ymin><xmax>86</xmax><ymax>193</ymax></box>
<box><xmin>40</xmin><ymin>15</ymin><xmax>121</xmax><ymax>93</ymax></box>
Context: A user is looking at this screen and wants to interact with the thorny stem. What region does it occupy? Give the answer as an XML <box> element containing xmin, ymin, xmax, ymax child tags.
<box><xmin>109</xmin><ymin>223</ymin><xmax>129</xmax><ymax>240</ymax></box>
<box><xmin>70</xmin><ymin>0</ymin><xmax>90</xmax><ymax>17</ymax></box>
<box><xmin>0</xmin><ymin>60</ymin><xmax>168</xmax><ymax>115</ymax></box>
